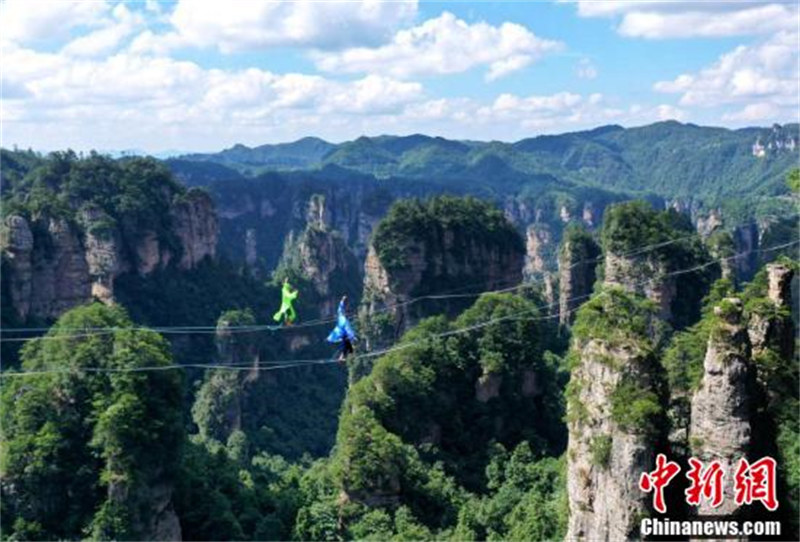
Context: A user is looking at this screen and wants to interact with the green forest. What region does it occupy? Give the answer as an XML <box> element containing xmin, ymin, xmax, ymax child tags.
<box><xmin>0</xmin><ymin>147</ymin><xmax>798</xmax><ymax>541</ymax></box>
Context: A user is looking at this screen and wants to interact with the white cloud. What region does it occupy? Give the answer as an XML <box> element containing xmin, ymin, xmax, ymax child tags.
<box><xmin>656</xmin><ymin>104</ymin><xmax>686</xmax><ymax>121</ymax></box>
<box><xmin>153</xmin><ymin>0</ymin><xmax>418</xmax><ymax>53</ymax></box>
<box><xmin>0</xmin><ymin>38</ymin><xmax>673</xmax><ymax>151</ymax></box>
<box><xmin>61</xmin><ymin>4</ymin><xmax>143</xmax><ymax>58</ymax></box>
<box><xmin>722</xmin><ymin>103</ymin><xmax>782</xmax><ymax>122</ymax></box>
<box><xmin>1</xmin><ymin>40</ymin><xmax>424</xmax><ymax>134</ymax></box>
<box><xmin>572</xmin><ymin>1</ymin><xmax>798</xmax><ymax>38</ymax></box>
<box><xmin>576</xmin><ymin>58</ymin><xmax>598</xmax><ymax>79</ymax></box>
<box><xmin>490</xmin><ymin>92</ymin><xmax>583</xmax><ymax>114</ymax></box>
<box><xmin>314</xmin><ymin>12</ymin><xmax>563</xmax><ymax>80</ymax></box>
<box><xmin>654</xmin><ymin>31</ymin><xmax>799</xmax><ymax>118</ymax></box>
<box><xmin>128</xmin><ymin>30</ymin><xmax>182</xmax><ymax>56</ymax></box>
<box><xmin>4</xmin><ymin>2</ymin><xmax>790</xmax><ymax>151</ymax></box>
<box><xmin>0</xmin><ymin>0</ymin><xmax>110</xmax><ymax>43</ymax></box>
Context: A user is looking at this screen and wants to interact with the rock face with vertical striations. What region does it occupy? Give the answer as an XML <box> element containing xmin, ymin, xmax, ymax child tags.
<box><xmin>171</xmin><ymin>189</ymin><xmax>219</xmax><ymax>270</ymax></box>
<box><xmin>1</xmin><ymin>189</ymin><xmax>218</xmax><ymax>322</ymax></box>
<box><xmin>29</xmin><ymin>218</ymin><xmax>92</xmax><ymax>320</ymax></box>
<box><xmin>80</xmin><ymin>206</ymin><xmax>127</xmax><ymax>303</ymax></box>
<box><xmin>748</xmin><ymin>263</ymin><xmax>795</xmax><ymax>360</ymax></box>
<box><xmin>601</xmin><ymin>201</ymin><xmax>716</xmax><ymax>329</ymax></box>
<box><xmin>1</xmin><ymin>215</ymin><xmax>35</xmax><ymax>320</ymax></box>
<box><xmin>566</xmin><ymin>289</ymin><xmax>667</xmax><ymax>541</ymax></box>
<box><xmin>689</xmin><ymin>298</ymin><xmax>753</xmax><ymax>516</ymax></box>
<box><xmin>524</xmin><ymin>224</ymin><xmax>552</xmax><ymax>278</ymax></box>
<box><xmin>361</xmin><ymin>197</ymin><xmax>525</xmax><ymax>349</ymax></box>
<box><xmin>276</xmin><ymin>194</ymin><xmax>362</xmax><ymax>319</ymax></box>
<box><xmin>603</xmin><ymin>251</ymin><xmax>677</xmax><ymax>321</ymax></box>
<box><xmin>558</xmin><ymin>225</ymin><xmax>601</xmax><ymax>325</ymax></box>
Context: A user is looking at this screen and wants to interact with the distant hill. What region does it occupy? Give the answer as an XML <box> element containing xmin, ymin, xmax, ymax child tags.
<box><xmin>178</xmin><ymin>136</ymin><xmax>336</xmax><ymax>175</ymax></box>
<box><xmin>174</xmin><ymin>122</ymin><xmax>799</xmax><ymax>203</ymax></box>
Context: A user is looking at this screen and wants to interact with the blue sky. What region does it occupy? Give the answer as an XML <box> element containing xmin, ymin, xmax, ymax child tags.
<box><xmin>1</xmin><ymin>0</ymin><xmax>798</xmax><ymax>153</ymax></box>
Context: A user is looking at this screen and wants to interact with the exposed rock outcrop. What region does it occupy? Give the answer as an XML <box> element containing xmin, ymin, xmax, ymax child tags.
<box><xmin>105</xmin><ymin>479</ymin><xmax>182</xmax><ymax>541</ymax></box>
<box><xmin>361</xmin><ymin>219</ymin><xmax>524</xmax><ymax>348</ymax></box>
<box><xmin>29</xmin><ymin>218</ymin><xmax>92</xmax><ymax>320</ymax></box>
<box><xmin>297</xmin><ymin>226</ymin><xmax>361</xmax><ymax>317</ymax></box>
<box><xmin>1</xmin><ymin>215</ymin><xmax>34</xmax><ymax>320</ymax></box>
<box><xmin>695</xmin><ymin>209</ymin><xmax>724</xmax><ymax>238</ymax></box>
<box><xmin>1</xmin><ymin>192</ymin><xmax>218</xmax><ymax>322</ymax></box>
<box><xmin>214</xmin><ymin>182</ymin><xmax>390</xmax><ymax>276</ymax></box>
<box><xmin>524</xmin><ymin>224</ymin><xmax>552</xmax><ymax>278</ymax></box>
<box><xmin>566</xmin><ymin>340</ymin><xmax>661</xmax><ymax>540</ymax></box>
<box><xmin>171</xmin><ymin>189</ymin><xmax>218</xmax><ymax>270</ymax></box>
<box><xmin>80</xmin><ymin>207</ymin><xmax>126</xmax><ymax>303</ymax></box>
<box><xmin>558</xmin><ymin>228</ymin><xmax>601</xmax><ymax>325</ymax></box>
<box><xmin>566</xmin><ymin>288</ymin><xmax>667</xmax><ymax>541</ymax></box>
<box><xmin>279</xmin><ymin>194</ymin><xmax>362</xmax><ymax>318</ymax></box>
<box><xmin>748</xmin><ymin>263</ymin><xmax>795</xmax><ymax>360</ymax></box>
<box><xmin>604</xmin><ymin>252</ymin><xmax>677</xmax><ymax>322</ymax></box>
<box><xmin>731</xmin><ymin>222</ymin><xmax>760</xmax><ymax>280</ymax></box>
<box><xmin>689</xmin><ymin>298</ymin><xmax>753</xmax><ymax>517</ymax></box>
<box><xmin>581</xmin><ymin>202</ymin><xmax>596</xmax><ymax>227</ymax></box>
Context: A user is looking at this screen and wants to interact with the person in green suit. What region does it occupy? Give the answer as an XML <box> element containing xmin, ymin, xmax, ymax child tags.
<box><xmin>273</xmin><ymin>278</ymin><xmax>298</xmax><ymax>326</ymax></box>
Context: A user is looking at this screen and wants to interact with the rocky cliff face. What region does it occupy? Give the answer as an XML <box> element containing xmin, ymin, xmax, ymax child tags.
<box><xmin>558</xmin><ymin>230</ymin><xmax>601</xmax><ymax>325</ymax></box>
<box><xmin>748</xmin><ymin>263</ymin><xmax>795</xmax><ymax>360</ymax></box>
<box><xmin>1</xmin><ymin>215</ymin><xmax>35</xmax><ymax>320</ymax></box>
<box><xmin>274</xmin><ymin>194</ymin><xmax>362</xmax><ymax>320</ymax></box>
<box><xmin>566</xmin><ymin>289</ymin><xmax>667</xmax><ymax>541</ymax></box>
<box><xmin>1</xmin><ymin>216</ymin><xmax>93</xmax><ymax>321</ymax></box>
<box><xmin>172</xmin><ymin>190</ymin><xmax>218</xmax><ymax>270</ymax></box>
<box><xmin>731</xmin><ymin>222</ymin><xmax>760</xmax><ymax>280</ymax></box>
<box><xmin>106</xmin><ymin>476</ymin><xmax>182</xmax><ymax>541</ymax></box>
<box><xmin>523</xmin><ymin>224</ymin><xmax>552</xmax><ymax>278</ymax></box>
<box><xmin>1</xmin><ymin>192</ymin><xmax>218</xmax><ymax>322</ymax></box>
<box><xmin>212</xmin><ymin>179</ymin><xmax>391</xmax><ymax>277</ymax></box>
<box><xmin>689</xmin><ymin>298</ymin><xmax>754</xmax><ymax>516</ymax></box>
<box><xmin>603</xmin><ymin>252</ymin><xmax>678</xmax><ymax>322</ymax></box>
<box><xmin>298</xmin><ymin>196</ymin><xmax>362</xmax><ymax>317</ymax></box>
<box><xmin>297</xmin><ymin>227</ymin><xmax>361</xmax><ymax>318</ymax></box>
<box><xmin>362</xmin><ymin>226</ymin><xmax>524</xmax><ymax>348</ymax></box>
<box><xmin>566</xmin><ymin>340</ymin><xmax>662</xmax><ymax>540</ymax></box>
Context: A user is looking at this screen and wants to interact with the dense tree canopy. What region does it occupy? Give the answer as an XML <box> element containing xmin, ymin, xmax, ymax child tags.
<box><xmin>0</xmin><ymin>303</ymin><xmax>184</xmax><ymax>540</ymax></box>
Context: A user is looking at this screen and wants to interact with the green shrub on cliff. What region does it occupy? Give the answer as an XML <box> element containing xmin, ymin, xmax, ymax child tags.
<box><xmin>571</xmin><ymin>286</ymin><xmax>668</xmax><ymax>351</ymax></box>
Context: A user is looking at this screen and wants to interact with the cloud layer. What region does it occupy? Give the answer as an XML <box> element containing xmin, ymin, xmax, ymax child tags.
<box><xmin>1</xmin><ymin>0</ymin><xmax>796</xmax><ymax>151</ymax></box>
<box><xmin>314</xmin><ymin>12</ymin><xmax>563</xmax><ymax>81</ymax></box>
<box><xmin>654</xmin><ymin>31</ymin><xmax>799</xmax><ymax>120</ymax></box>
<box><xmin>574</xmin><ymin>1</ymin><xmax>798</xmax><ymax>38</ymax></box>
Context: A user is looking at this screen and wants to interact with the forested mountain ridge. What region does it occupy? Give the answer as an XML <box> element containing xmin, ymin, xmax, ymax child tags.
<box><xmin>174</xmin><ymin>121</ymin><xmax>799</xmax><ymax>202</ymax></box>
<box><xmin>162</xmin><ymin>121</ymin><xmax>798</xmax><ymax>289</ymax></box>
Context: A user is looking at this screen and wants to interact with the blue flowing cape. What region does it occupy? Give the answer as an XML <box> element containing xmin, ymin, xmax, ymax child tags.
<box><xmin>326</xmin><ymin>300</ymin><xmax>357</xmax><ymax>343</ymax></box>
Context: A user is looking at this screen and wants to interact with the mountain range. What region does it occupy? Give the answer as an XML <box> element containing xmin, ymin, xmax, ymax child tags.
<box><xmin>173</xmin><ymin>121</ymin><xmax>799</xmax><ymax>203</ymax></box>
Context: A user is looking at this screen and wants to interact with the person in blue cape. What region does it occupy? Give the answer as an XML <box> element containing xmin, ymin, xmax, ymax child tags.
<box><xmin>327</xmin><ymin>295</ymin><xmax>357</xmax><ymax>362</ymax></box>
